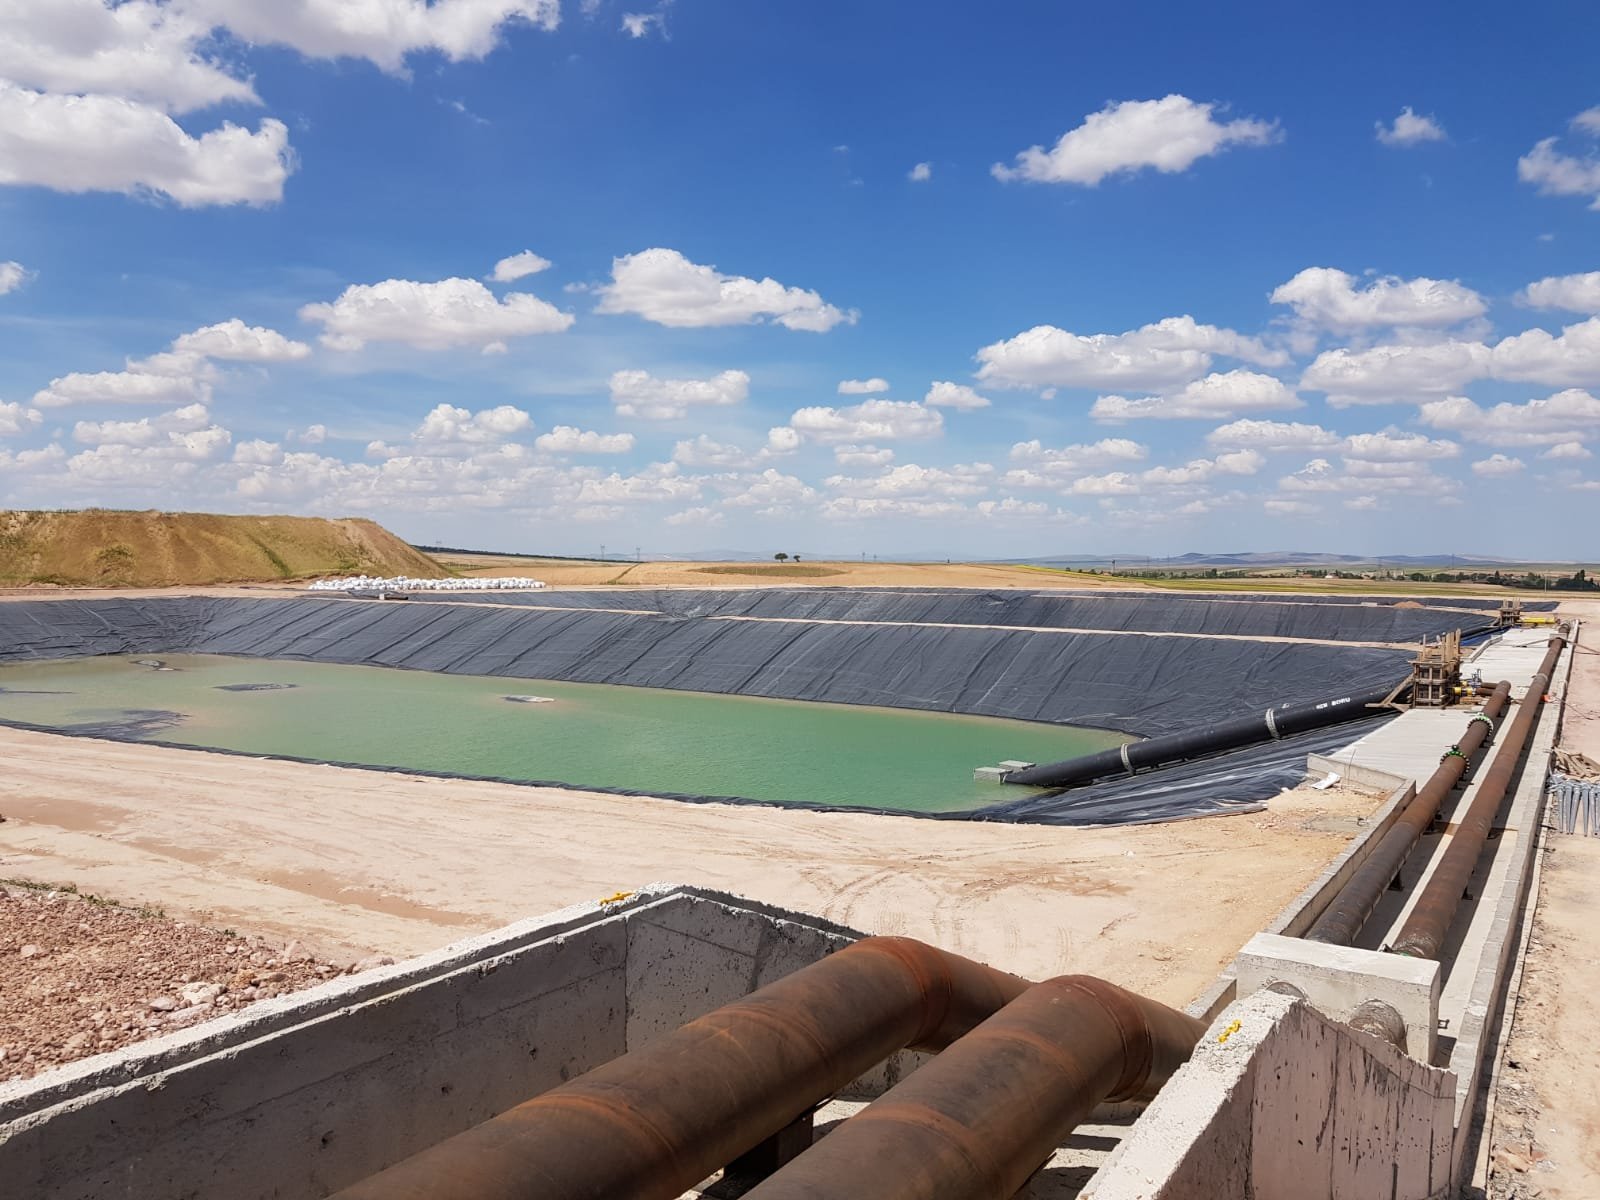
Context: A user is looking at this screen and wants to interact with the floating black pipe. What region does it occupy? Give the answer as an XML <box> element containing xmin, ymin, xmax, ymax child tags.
<box><xmin>1003</xmin><ymin>681</ymin><xmax>1404</xmax><ymax>790</ymax></box>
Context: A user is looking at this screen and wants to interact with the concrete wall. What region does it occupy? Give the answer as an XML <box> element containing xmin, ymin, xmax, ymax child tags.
<box><xmin>1085</xmin><ymin>990</ymin><xmax>1457</xmax><ymax>1200</ymax></box>
<box><xmin>0</xmin><ymin>884</ymin><xmax>867</xmax><ymax>1200</ymax></box>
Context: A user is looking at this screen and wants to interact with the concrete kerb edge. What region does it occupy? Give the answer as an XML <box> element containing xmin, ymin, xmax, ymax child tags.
<box><xmin>1446</xmin><ymin>623</ymin><xmax>1576</xmax><ymax>1189</ymax></box>
<box><xmin>1466</xmin><ymin>770</ymin><xmax>1555</xmax><ymax>1192</ymax></box>
<box><xmin>0</xmin><ymin>883</ymin><xmax>678</xmax><ymax>1121</ymax></box>
<box><xmin>0</xmin><ymin>881</ymin><xmax>863</xmax><ymax>1125</ymax></box>
<box><xmin>1186</xmin><ymin>778</ymin><xmax>1415</xmax><ymax>1023</ymax></box>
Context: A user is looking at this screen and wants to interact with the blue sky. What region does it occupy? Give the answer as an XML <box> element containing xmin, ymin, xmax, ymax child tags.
<box><xmin>2</xmin><ymin>1</ymin><xmax>1600</xmax><ymax>559</ymax></box>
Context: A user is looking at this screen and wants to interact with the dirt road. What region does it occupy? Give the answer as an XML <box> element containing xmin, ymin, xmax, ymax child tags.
<box><xmin>1483</xmin><ymin>601</ymin><xmax>1600</xmax><ymax>1198</ymax></box>
<box><xmin>0</xmin><ymin>725</ymin><xmax>1384</xmax><ymax>1006</ymax></box>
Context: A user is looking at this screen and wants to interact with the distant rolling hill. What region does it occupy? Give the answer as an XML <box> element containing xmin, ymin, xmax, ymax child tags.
<box><xmin>1015</xmin><ymin>551</ymin><xmax>1519</xmax><ymax>569</ymax></box>
<box><xmin>0</xmin><ymin>510</ymin><xmax>442</xmax><ymax>588</ymax></box>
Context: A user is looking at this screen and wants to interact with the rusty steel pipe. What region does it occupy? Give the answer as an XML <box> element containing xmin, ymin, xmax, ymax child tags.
<box><xmin>326</xmin><ymin>936</ymin><xmax>1027</xmax><ymax>1200</ymax></box>
<box><xmin>740</xmin><ymin>977</ymin><xmax>1206</xmax><ymax>1200</ymax></box>
<box><xmin>1392</xmin><ymin>626</ymin><xmax>1568</xmax><ymax>959</ymax></box>
<box><xmin>1304</xmin><ymin>681</ymin><xmax>1513</xmax><ymax>946</ymax></box>
<box><xmin>1347</xmin><ymin>998</ymin><xmax>1408</xmax><ymax>1053</ymax></box>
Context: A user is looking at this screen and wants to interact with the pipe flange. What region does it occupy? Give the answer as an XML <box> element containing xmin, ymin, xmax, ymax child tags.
<box><xmin>1469</xmin><ymin>713</ymin><xmax>1495</xmax><ymax>733</ymax></box>
<box><xmin>1440</xmin><ymin>746</ymin><xmax>1468</xmax><ymax>764</ymax></box>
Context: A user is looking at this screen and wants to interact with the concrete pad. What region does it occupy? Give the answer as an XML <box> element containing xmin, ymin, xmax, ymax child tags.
<box><xmin>1235</xmin><ymin>932</ymin><xmax>1441</xmax><ymax>1062</ymax></box>
<box><xmin>1312</xmin><ymin>709</ymin><xmax>1488</xmax><ymax>796</ymax></box>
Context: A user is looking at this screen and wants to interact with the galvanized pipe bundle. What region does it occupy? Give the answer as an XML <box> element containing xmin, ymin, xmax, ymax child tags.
<box><xmin>1550</xmin><ymin>773</ymin><xmax>1600</xmax><ymax>836</ymax></box>
<box><xmin>1304</xmin><ymin>681</ymin><xmax>1513</xmax><ymax>947</ymax></box>
<box><xmin>1392</xmin><ymin>625</ymin><xmax>1570</xmax><ymax>960</ymax></box>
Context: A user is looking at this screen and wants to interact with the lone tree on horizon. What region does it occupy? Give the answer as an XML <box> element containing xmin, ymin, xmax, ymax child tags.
<box><xmin>774</xmin><ymin>552</ymin><xmax>789</xmax><ymax>562</ymax></box>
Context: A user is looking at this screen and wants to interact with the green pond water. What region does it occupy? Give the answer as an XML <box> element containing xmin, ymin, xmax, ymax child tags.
<box><xmin>0</xmin><ymin>655</ymin><xmax>1129</xmax><ymax>814</ymax></box>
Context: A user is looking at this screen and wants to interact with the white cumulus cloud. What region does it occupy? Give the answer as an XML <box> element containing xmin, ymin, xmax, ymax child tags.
<box><xmin>535</xmin><ymin>425</ymin><xmax>635</xmax><ymax>454</ymax></box>
<box><xmin>976</xmin><ymin>316</ymin><xmax>1285</xmax><ymax>391</ymax></box>
<box><xmin>1341</xmin><ymin>430</ymin><xmax>1459</xmax><ymax>461</ymax></box>
<box><xmin>787</xmin><ymin>399</ymin><xmax>943</xmax><ymax>444</ymax></box>
<box><xmin>180</xmin><ymin>0</ymin><xmax>559</xmax><ymax>72</ymax></box>
<box><xmin>1518</xmin><ymin>109</ymin><xmax>1600</xmax><ymax>211</ymax></box>
<box><xmin>300</xmin><ymin>277</ymin><xmax>573</xmax><ymax>351</ymax></box>
<box><xmin>487</xmin><ymin>250</ymin><xmax>553</xmax><ymax>282</ymax></box>
<box><xmin>1300</xmin><ymin>340</ymin><xmax>1492</xmax><ymax>406</ymax></box>
<box><xmin>1270</xmin><ymin>267</ymin><xmax>1484</xmax><ymax>332</ymax></box>
<box><xmin>1141</xmin><ymin>450</ymin><xmax>1264</xmax><ymax>486</ymax></box>
<box><xmin>1205</xmin><ymin>419</ymin><xmax>1340</xmax><ymax>452</ymax></box>
<box><xmin>0</xmin><ymin>400</ymin><xmax>43</xmax><ymax>436</ymax></box>
<box><xmin>664</xmin><ymin>506</ymin><xmax>724</xmax><ymax>527</ymax></box>
<box><xmin>824</xmin><ymin>462</ymin><xmax>993</xmax><ymax>500</ymax></box>
<box><xmin>833</xmin><ymin>444</ymin><xmax>895</xmax><ymax>468</ymax></box>
<box><xmin>366</xmin><ymin>403</ymin><xmax>533</xmax><ymax>457</ymax></box>
<box><xmin>597</xmin><ymin>248</ymin><xmax>855</xmax><ymax>332</ymax></box>
<box><xmin>992</xmin><ymin>94</ymin><xmax>1279</xmax><ymax>186</ymax></box>
<box><xmin>923</xmin><ymin>381</ymin><xmax>991</xmax><ymax>409</ymax></box>
<box><xmin>0</xmin><ymin>82</ymin><xmax>292</xmax><ymax>207</ymax></box>
<box><xmin>1521</xmin><ymin>272</ymin><xmax>1600</xmax><ymax>314</ymax></box>
<box><xmin>1542</xmin><ymin>441</ymin><xmax>1592</xmax><ymax>460</ymax></box>
<box><xmin>1092</xmin><ymin>370</ymin><xmax>1300</xmax><ymax>421</ymax></box>
<box><xmin>0</xmin><ymin>260</ymin><xmax>35</xmax><ymax>295</ymax></box>
<box><xmin>1419</xmin><ymin>389</ymin><xmax>1600</xmax><ymax>445</ymax></box>
<box><xmin>837</xmin><ymin>377</ymin><xmax>889</xmax><ymax>395</ymax></box>
<box><xmin>1008</xmin><ymin>437</ymin><xmax>1148</xmax><ymax>468</ymax></box>
<box><xmin>672</xmin><ymin>435</ymin><xmax>768</xmax><ymax>469</ymax></box>
<box><xmin>72</xmin><ymin>401</ymin><xmax>212</xmax><ymax>445</ymax></box>
<box><xmin>1471</xmin><ymin>453</ymin><xmax>1526</xmax><ymax>477</ymax></box>
<box><xmin>620</xmin><ymin>10</ymin><xmax>666</xmax><ymax>38</ymax></box>
<box><xmin>0</xmin><ymin>0</ymin><xmax>257</xmax><ymax>115</ymax></box>
<box><xmin>34</xmin><ymin>368</ymin><xmax>211</xmax><ymax>410</ymax></box>
<box><xmin>171</xmin><ymin>318</ymin><xmax>311</xmax><ymax>362</ymax></box>
<box><xmin>1491</xmin><ymin>316</ymin><xmax>1600</xmax><ymax>387</ymax></box>
<box><xmin>1375</xmin><ymin>107</ymin><xmax>1447</xmax><ymax>147</ymax></box>
<box><xmin>609</xmin><ymin>368</ymin><xmax>750</xmax><ymax>420</ymax></box>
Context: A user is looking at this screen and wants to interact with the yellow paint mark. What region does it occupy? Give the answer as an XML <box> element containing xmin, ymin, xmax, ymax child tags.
<box><xmin>1216</xmin><ymin>1019</ymin><xmax>1242</xmax><ymax>1045</ymax></box>
<box><xmin>598</xmin><ymin>891</ymin><xmax>634</xmax><ymax>906</ymax></box>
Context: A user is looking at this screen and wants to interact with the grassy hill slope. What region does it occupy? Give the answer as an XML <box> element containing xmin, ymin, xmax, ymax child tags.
<box><xmin>0</xmin><ymin>510</ymin><xmax>442</xmax><ymax>587</ymax></box>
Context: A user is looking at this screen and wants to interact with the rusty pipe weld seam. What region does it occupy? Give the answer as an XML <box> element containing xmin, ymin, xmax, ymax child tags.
<box><xmin>738</xmin><ymin>977</ymin><xmax>1207</xmax><ymax>1200</ymax></box>
<box><xmin>325</xmin><ymin>936</ymin><xmax>1029</xmax><ymax>1200</ymax></box>
<box><xmin>1304</xmin><ymin>680</ymin><xmax>1514</xmax><ymax>947</ymax></box>
<box><xmin>1392</xmin><ymin>627</ymin><xmax>1569</xmax><ymax>960</ymax></box>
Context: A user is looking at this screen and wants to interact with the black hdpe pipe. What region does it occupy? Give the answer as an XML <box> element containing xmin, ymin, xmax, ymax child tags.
<box><xmin>1003</xmin><ymin>681</ymin><xmax>1404</xmax><ymax>790</ymax></box>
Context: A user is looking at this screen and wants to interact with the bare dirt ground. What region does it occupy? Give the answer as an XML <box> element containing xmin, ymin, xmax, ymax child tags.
<box><xmin>434</xmin><ymin>555</ymin><xmax>1126</xmax><ymax>590</ymax></box>
<box><xmin>1482</xmin><ymin>600</ymin><xmax>1600</xmax><ymax>1199</ymax></box>
<box><xmin>0</xmin><ymin>724</ymin><xmax>1386</xmax><ymax>1013</ymax></box>
<box><xmin>0</xmin><ymin>881</ymin><xmax>354</xmax><ymax>1082</ymax></box>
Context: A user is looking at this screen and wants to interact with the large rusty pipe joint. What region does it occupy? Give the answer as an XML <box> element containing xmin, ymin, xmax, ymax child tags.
<box><xmin>739</xmin><ymin>977</ymin><xmax>1206</xmax><ymax>1200</ymax></box>
<box><xmin>326</xmin><ymin>936</ymin><xmax>1028</xmax><ymax>1200</ymax></box>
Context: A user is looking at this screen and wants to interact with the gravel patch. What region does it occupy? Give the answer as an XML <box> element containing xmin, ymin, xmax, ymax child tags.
<box><xmin>0</xmin><ymin>881</ymin><xmax>388</xmax><ymax>1083</ymax></box>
